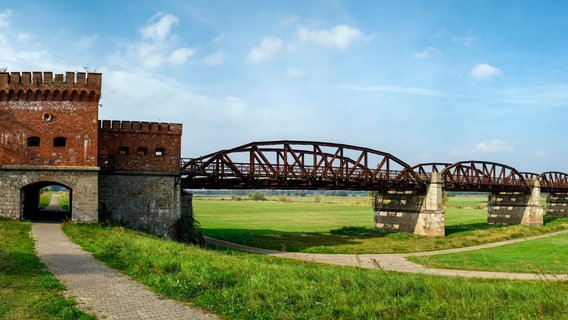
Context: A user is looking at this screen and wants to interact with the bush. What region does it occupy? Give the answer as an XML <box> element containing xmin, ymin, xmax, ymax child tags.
<box><xmin>248</xmin><ymin>190</ymin><xmax>266</xmax><ymax>201</ymax></box>
<box><xmin>171</xmin><ymin>214</ymin><xmax>205</xmax><ymax>247</ymax></box>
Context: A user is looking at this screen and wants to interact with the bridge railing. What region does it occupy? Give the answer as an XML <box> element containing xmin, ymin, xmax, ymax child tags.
<box><xmin>181</xmin><ymin>159</ymin><xmax>421</xmax><ymax>190</ymax></box>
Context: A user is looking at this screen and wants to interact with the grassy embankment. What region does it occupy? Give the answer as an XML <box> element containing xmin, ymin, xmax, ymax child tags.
<box><xmin>194</xmin><ymin>194</ymin><xmax>568</xmax><ymax>254</ymax></box>
<box><xmin>0</xmin><ymin>218</ymin><xmax>93</xmax><ymax>320</ymax></box>
<box><xmin>63</xmin><ymin>221</ymin><xmax>568</xmax><ymax>319</ymax></box>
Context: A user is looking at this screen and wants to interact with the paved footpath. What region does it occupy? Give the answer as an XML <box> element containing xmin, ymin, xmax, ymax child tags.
<box><xmin>205</xmin><ymin>229</ymin><xmax>568</xmax><ymax>281</ymax></box>
<box><xmin>32</xmin><ymin>222</ymin><xmax>219</xmax><ymax>320</ymax></box>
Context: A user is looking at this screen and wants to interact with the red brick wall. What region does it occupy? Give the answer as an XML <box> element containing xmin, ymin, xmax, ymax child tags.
<box><xmin>98</xmin><ymin>120</ymin><xmax>182</xmax><ymax>173</ymax></box>
<box><xmin>0</xmin><ymin>72</ymin><xmax>101</xmax><ymax>167</ymax></box>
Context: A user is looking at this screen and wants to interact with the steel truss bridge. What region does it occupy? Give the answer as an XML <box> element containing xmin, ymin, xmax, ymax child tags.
<box><xmin>180</xmin><ymin>141</ymin><xmax>568</xmax><ymax>193</ymax></box>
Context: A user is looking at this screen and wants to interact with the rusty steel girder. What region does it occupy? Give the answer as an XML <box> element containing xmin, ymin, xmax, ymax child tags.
<box><xmin>537</xmin><ymin>171</ymin><xmax>568</xmax><ymax>193</ymax></box>
<box><xmin>411</xmin><ymin>162</ymin><xmax>452</xmax><ymax>182</ymax></box>
<box><xmin>181</xmin><ymin>140</ymin><xmax>425</xmax><ymax>190</ymax></box>
<box><xmin>440</xmin><ymin>161</ymin><xmax>530</xmax><ymax>193</ymax></box>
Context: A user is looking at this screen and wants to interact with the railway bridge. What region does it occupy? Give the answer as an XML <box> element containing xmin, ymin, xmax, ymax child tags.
<box><xmin>181</xmin><ymin>141</ymin><xmax>568</xmax><ymax>236</ymax></box>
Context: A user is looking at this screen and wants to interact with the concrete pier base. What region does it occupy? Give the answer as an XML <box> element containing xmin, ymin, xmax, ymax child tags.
<box><xmin>487</xmin><ymin>181</ymin><xmax>543</xmax><ymax>226</ymax></box>
<box><xmin>546</xmin><ymin>193</ymin><xmax>568</xmax><ymax>217</ymax></box>
<box><xmin>374</xmin><ymin>173</ymin><xmax>444</xmax><ymax>237</ymax></box>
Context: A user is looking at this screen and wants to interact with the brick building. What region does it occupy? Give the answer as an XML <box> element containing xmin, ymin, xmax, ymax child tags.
<box><xmin>0</xmin><ymin>71</ymin><xmax>187</xmax><ymax>236</ymax></box>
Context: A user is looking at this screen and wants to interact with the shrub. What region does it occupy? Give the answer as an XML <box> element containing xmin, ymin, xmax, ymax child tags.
<box><xmin>248</xmin><ymin>190</ymin><xmax>266</xmax><ymax>201</ymax></box>
<box><xmin>171</xmin><ymin>214</ymin><xmax>205</xmax><ymax>247</ymax></box>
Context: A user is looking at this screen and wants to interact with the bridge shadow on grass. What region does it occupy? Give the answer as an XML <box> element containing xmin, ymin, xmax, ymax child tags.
<box><xmin>444</xmin><ymin>222</ymin><xmax>505</xmax><ymax>236</ymax></box>
<box><xmin>203</xmin><ymin>228</ymin><xmax>371</xmax><ymax>252</ymax></box>
<box><xmin>202</xmin><ymin>226</ymin><xmax>423</xmax><ymax>253</ymax></box>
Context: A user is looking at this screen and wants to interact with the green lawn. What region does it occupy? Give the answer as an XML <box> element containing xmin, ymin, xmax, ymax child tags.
<box><xmin>0</xmin><ymin>218</ymin><xmax>93</xmax><ymax>320</ymax></box>
<box><xmin>194</xmin><ymin>195</ymin><xmax>567</xmax><ymax>254</ymax></box>
<box><xmin>410</xmin><ymin>232</ymin><xmax>568</xmax><ymax>274</ymax></box>
<box><xmin>63</xmin><ymin>223</ymin><xmax>568</xmax><ymax>320</ymax></box>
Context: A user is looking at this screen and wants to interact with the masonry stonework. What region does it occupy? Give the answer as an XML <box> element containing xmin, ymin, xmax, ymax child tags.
<box><xmin>374</xmin><ymin>173</ymin><xmax>445</xmax><ymax>237</ymax></box>
<box><xmin>97</xmin><ymin>119</ymin><xmax>183</xmax><ymax>237</ymax></box>
<box><xmin>545</xmin><ymin>193</ymin><xmax>568</xmax><ymax>217</ymax></box>
<box><xmin>0</xmin><ymin>71</ymin><xmax>186</xmax><ymax>237</ymax></box>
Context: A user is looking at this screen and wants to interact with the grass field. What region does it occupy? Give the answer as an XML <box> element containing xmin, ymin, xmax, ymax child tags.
<box><xmin>410</xmin><ymin>232</ymin><xmax>568</xmax><ymax>274</ymax></box>
<box><xmin>0</xmin><ymin>218</ymin><xmax>93</xmax><ymax>320</ymax></box>
<box><xmin>63</xmin><ymin>223</ymin><xmax>568</xmax><ymax>320</ymax></box>
<box><xmin>194</xmin><ymin>194</ymin><xmax>568</xmax><ymax>254</ymax></box>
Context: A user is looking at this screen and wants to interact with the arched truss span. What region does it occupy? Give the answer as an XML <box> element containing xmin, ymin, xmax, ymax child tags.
<box><xmin>537</xmin><ymin>171</ymin><xmax>568</xmax><ymax>193</ymax></box>
<box><xmin>520</xmin><ymin>172</ymin><xmax>539</xmax><ymax>181</ymax></box>
<box><xmin>181</xmin><ymin>141</ymin><xmax>425</xmax><ymax>190</ymax></box>
<box><xmin>440</xmin><ymin>161</ymin><xmax>530</xmax><ymax>193</ymax></box>
<box><xmin>411</xmin><ymin>163</ymin><xmax>452</xmax><ymax>181</ymax></box>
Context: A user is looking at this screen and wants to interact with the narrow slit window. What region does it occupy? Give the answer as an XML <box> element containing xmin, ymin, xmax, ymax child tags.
<box><xmin>137</xmin><ymin>147</ymin><xmax>148</xmax><ymax>155</ymax></box>
<box><xmin>27</xmin><ymin>136</ymin><xmax>40</xmax><ymax>147</ymax></box>
<box><xmin>53</xmin><ymin>137</ymin><xmax>66</xmax><ymax>147</ymax></box>
<box><xmin>118</xmin><ymin>146</ymin><xmax>129</xmax><ymax>155</ymax></box>
<box><xmin>155</xmin><ymin>148</ymin><xmax>165</xmax><ymax>156</ymax></box>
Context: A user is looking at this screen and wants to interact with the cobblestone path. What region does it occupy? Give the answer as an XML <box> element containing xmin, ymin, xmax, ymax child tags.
<box><xmin>32</xmin><ymin>222</ymin><xmax>219</xmax><ymax>320</ymax></box>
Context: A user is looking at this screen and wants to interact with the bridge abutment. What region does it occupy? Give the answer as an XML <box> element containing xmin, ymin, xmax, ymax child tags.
<box><xmin>545</xmin><ymin>193</ymin><xmax>568</xmax><ymax>217</ymax></box>
<box><xmin>374</xmin><ymin>173</ymin><xmax>444</xmax><ymax>237</ymax></box>
<box><xmin>487</xmin><ymin>181</ymin><xmax>543</xmax><ymax>226</ymax></box>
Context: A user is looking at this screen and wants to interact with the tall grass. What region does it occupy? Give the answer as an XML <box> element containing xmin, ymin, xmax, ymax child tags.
<box><xmin>63</xmin><ymin>223</ymin><xmax>568</xmax><ymax>320</ymax></box>
<box><xmin>0</xmin><ymin>218</ymin><xmax>93</xmax><ymax>319</ymax></box>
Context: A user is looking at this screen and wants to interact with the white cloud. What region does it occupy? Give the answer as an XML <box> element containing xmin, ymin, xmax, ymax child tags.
<box><xmin>452</xmin><ymin>35</ymin><xmax>475</xmax><ymax>47</ymax></box>
<box><xmin>286</xmin><ymin>67</ymin><xmax>307</xmax><ymax>78</ymax></box>
<box><xmin>475</xmin><ymin>139</ymin><xmax>513</xmax><ymax>153</ymax></box>
<box><xmin>203</xmin><ymin>51</ymin><xmax>225</xmax><ymax>66</ymax></box>
<box><xmin>471</xmin><ymin>63</ymin><xmax>502</xmax><ymax>79</ymax></box>
<box><xmin>140</xmin><ymin>13</ymin><xmax>179</xmax><ymax>42</ymax></box>
<box><xmin>77</xmin><ymin>34</ymin><xmax>98</xmax><ymax>50</ymax></box>
<box><xmin>298</xmin><ymin>25</ymin><xmax>366</xmax><ymax>50</ymax></box>
<box><xmin>340</xmin><ymin>84</ymin><xmax>447</xmax><ymax>97</ymax></box>
<box><xmin>247</xmin><ymin>36</ymin><xmax>284</xmax><ymax>63</ymax></box>
<box><xmin>115</xmin><ymin>13</ymin><xmax>194</xmax><ymax>69</ymax></box>
<box><xmin>281</xmin><ymin>15</ymin><xmax>299</xmax><ymax>27</ymax></box>
<box><xmin>413</xmin><ymin>47</ymin><xmax>440</xmax><ymax>59</ymax></box>
<box><xmin>0</xmin><ymin>10</ymin><xmax>11</xmax><ymax>29</ymax></box>
<box><xmin>17</xmin><ymin>32</ymin><xmax>32</xmax><ymax>43</ymax></box>
<box><xmin>169</xmin><ymin>47</ymin><xmax>194</xmax><ymax>65</ymax></box>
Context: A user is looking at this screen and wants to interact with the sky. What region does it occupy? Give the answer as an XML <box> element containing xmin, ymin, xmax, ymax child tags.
<box><xmin>1</xmin><ymin>0</ymin><xmax>568</xmax><ymax>173</ymax></box>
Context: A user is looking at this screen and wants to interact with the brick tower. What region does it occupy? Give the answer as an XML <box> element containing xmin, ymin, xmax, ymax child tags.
<box><xmin>0</xmin><ymin>71</ymin><xmax>102</xmax><ymax>221</ymax></box>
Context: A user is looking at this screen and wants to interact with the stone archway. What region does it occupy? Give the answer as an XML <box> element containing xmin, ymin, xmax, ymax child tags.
<box><xmin>21</xmin><ymin>181</ymin><xmax>73</xmax><ymax>221</ymax></box>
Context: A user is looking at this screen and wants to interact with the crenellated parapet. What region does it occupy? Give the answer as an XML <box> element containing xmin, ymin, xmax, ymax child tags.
<box><xmin>0</xmin><ymin>71</ymin><xmax>101</xmax><ymax>102</ymax></box>
<box><xmin>99</xmin><ymin>120</ymin><xmax>182</xmax><ymax>134</ymax></box>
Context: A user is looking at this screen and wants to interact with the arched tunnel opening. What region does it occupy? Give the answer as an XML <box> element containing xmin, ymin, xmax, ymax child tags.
<box><xmin>21</xmin><ymin>181</ymin><xmax>72</xmax><ymax>221</ymax></box>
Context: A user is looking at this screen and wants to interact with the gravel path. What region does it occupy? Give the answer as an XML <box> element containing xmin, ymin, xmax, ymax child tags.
<box><xmin>32</xmin><ymin>222</ymin><xmax>219</xmax><ymax>320</ymax></box>
<box><xmin>205</xmin><ymin>229</ymin><xmax>568</xmax><ymax>281</ymax></box>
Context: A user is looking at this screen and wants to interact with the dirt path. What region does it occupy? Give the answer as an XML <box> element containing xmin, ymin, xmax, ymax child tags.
<box><xmin>205</xmin><ymin>229</ymin><xmax>568</xmax><ymax>281</ymax></box>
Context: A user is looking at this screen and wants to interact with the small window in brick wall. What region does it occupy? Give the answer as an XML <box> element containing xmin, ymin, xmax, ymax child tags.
<box><xmin>53</xmin><ymin>137</ymin><xmax>67</xmax><ymax>147</ymax></box>
<box><xmin>155</xmin><ymin>148</ymin><xmax>165</xmax><ymax>156</ymax></box>
<box><xmin>118</xmin><ymin>146</ymin><xmax>129</xmax><ymax>155</ymax></box>
<box><xmin>137</xmin><ymin>147</ymin><xmax>148</xmax><ymax>155</ymax></box>
<box><xmin>27</xmin><ymin>136</ymin><xmax>40</xmax><ymax>147</ymax></box>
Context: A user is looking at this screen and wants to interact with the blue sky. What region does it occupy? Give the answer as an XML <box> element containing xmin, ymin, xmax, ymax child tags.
<box><xmin>1</xmin><ymin>1</ymin><xmax>568</xmax><ymax>173</ymax></box>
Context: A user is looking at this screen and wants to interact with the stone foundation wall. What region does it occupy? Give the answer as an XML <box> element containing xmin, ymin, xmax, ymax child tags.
<box><xmin>0</xmin><ymin>166</ymin><xmax>98</xmax><ymax>222</ymax></box>
<box><xmin>488</xmin><ymin>187</ymin><xmax>543</xmax><ymax>226</ymax></box>
<box><xmin>546</xmin><ymin>193</ymin><xmax>568</xmax><ymax>217</ymax></box>
<box><xmin>98</xmin><ymin>172</ymin><xmax>182</xmax><ymax>237</ymax></box>
<box><xmin>374</xmin><ymin>174</ymin><xmax>445</xmax><ymax>237</ymax></box>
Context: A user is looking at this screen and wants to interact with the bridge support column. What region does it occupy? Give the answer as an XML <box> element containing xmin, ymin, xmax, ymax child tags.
<box><xmin>487</xmin><ymin>181</ymin><xmax>543</xmax><ymax>225</ymax></box>
<box><xmin>374</xmin><ymin>173</ymin><xmax>444</xmax><ymax>237</ymax></box>
<box><xmin>545</xmin><ymin>193</ymin><xmax>568</xmax><ymax>217</ymax></box>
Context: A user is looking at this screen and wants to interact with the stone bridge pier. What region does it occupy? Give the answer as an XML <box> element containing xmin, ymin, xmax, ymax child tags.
<box><xmin>545</xmin><ymin>192</ymin><xmax>568</xmax><ymax>217</ymax></box>
<box><xmin>487</xmin><ymin>180</ymin><xmax>543</xmax><ymax>226</ymax></box>
<box><xmin>374</xmin><ymin>173</ymin><xmax>445</xmax><ymax>237</ymax></box>
<box><xmin>375</xmin><ymin>174</ymin><xmax>545</xmax><ymax>237</ymax></box>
